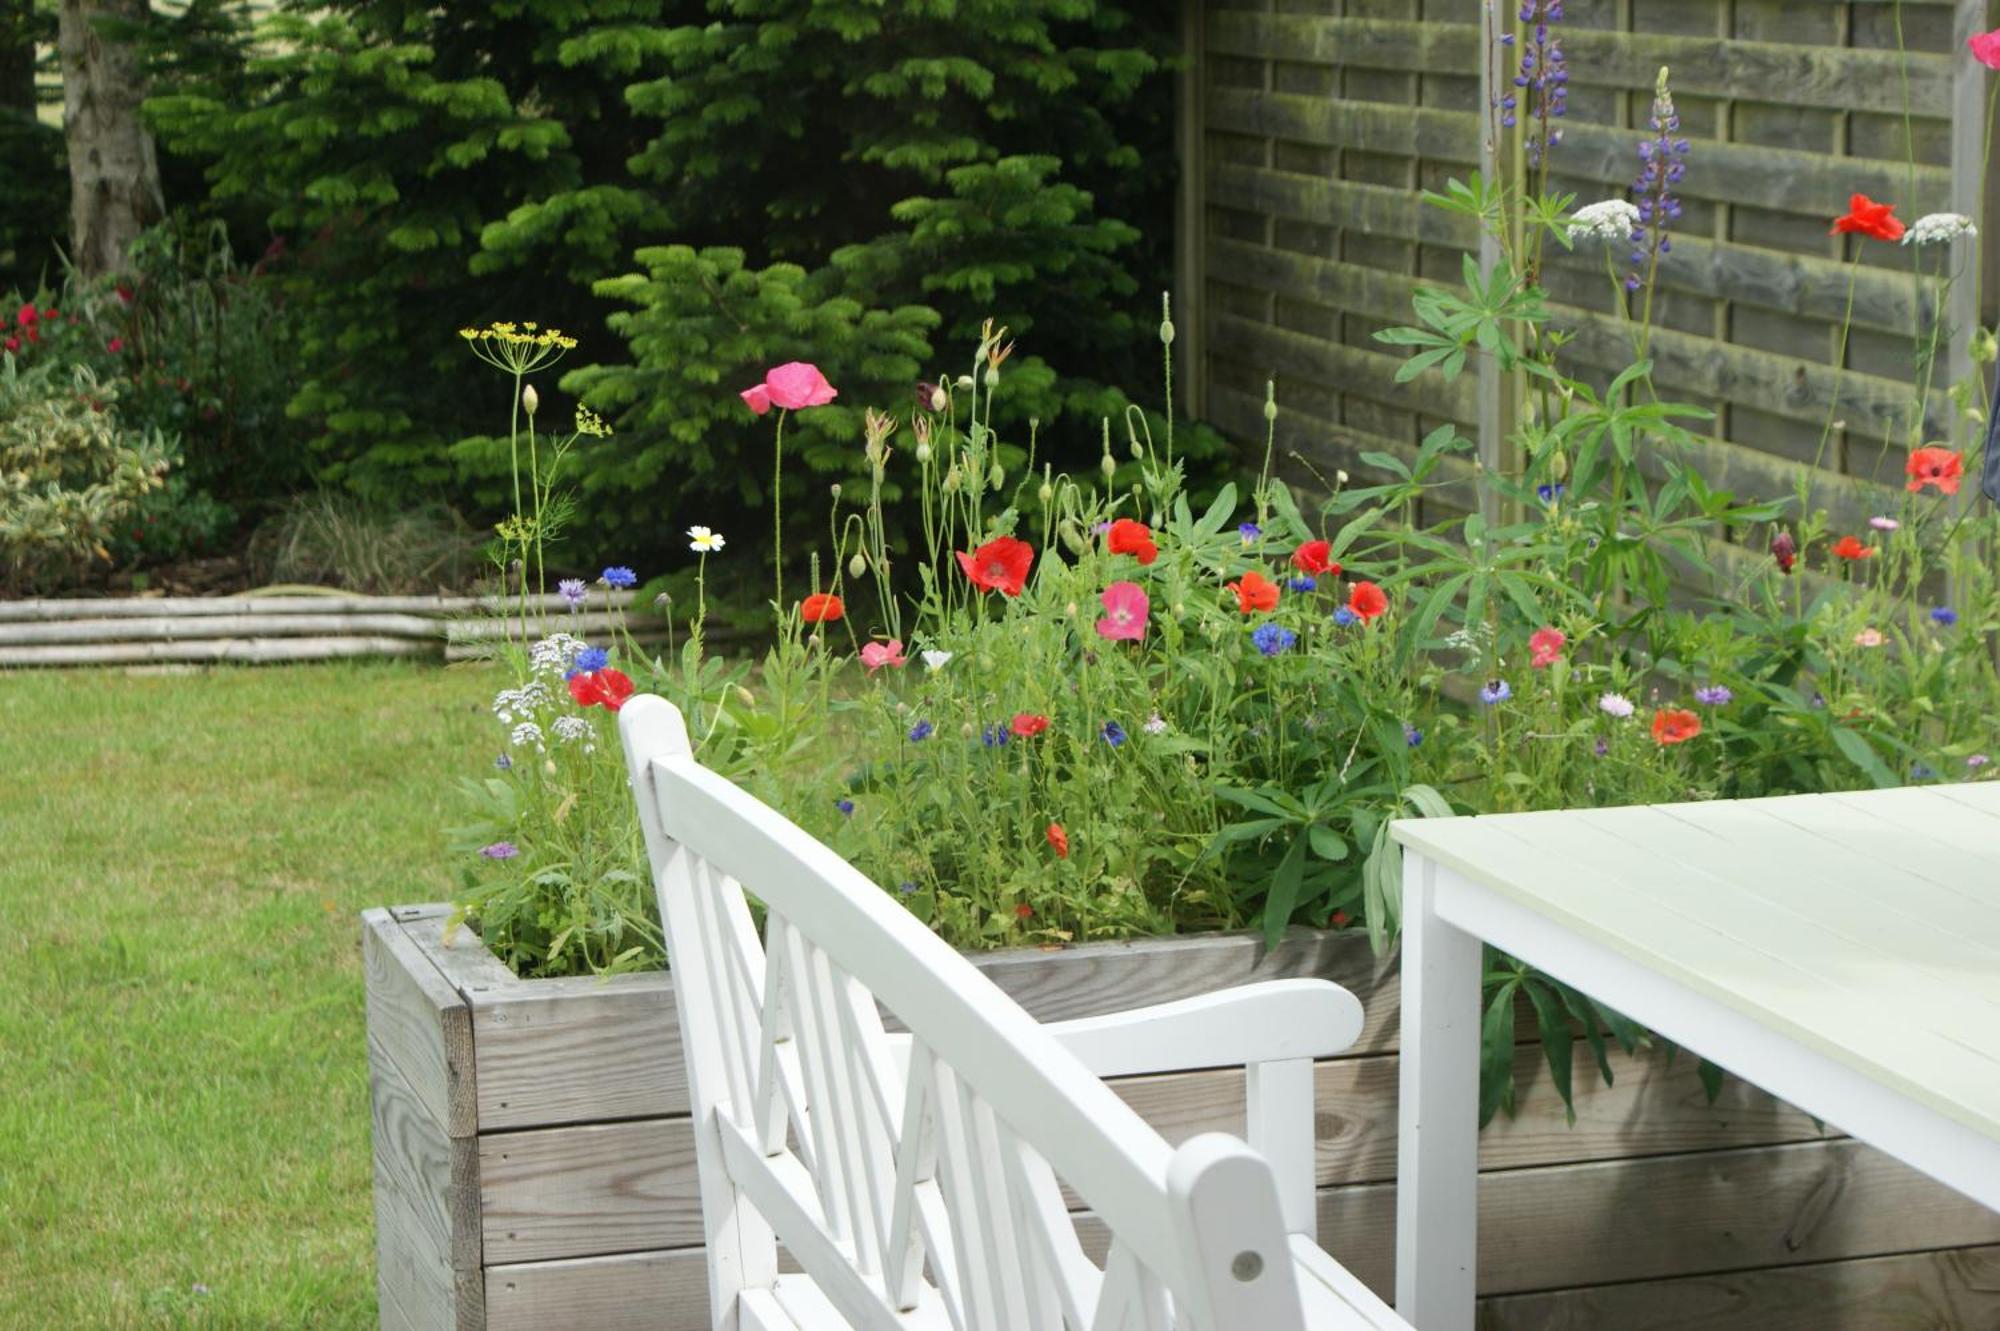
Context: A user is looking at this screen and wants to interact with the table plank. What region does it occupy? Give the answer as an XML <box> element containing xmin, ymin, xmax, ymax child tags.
<box><xmin>1393</xmin><ymin>809</ymin><xmax>2000</xmax><ymax>1141</ymax></box>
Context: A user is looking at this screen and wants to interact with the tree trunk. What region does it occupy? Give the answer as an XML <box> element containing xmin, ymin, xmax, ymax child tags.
<box><xmin>0</xmin><ymin>0</ymin><xmax>35</xmax><ymax>116</ymax></box>
<box><xmin>59</xmin><ymin>0</ymin><xmax>161</xmax><ymax>278</ymax></box>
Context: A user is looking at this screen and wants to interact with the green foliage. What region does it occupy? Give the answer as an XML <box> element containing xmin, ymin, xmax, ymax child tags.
<box><xmin>0</xmin><ymin>356</ymin><xmax>175</xmax><ymax>591</ymax></box>
<box><xmin>147</xmin><ymin>0</ymin><xmax>1195</xmax><ymax>570</ymax></box>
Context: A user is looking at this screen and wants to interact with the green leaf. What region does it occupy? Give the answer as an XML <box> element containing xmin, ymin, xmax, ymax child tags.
<box><xmin>1831</xmin><ymin>727</ymin><xmax>1897</xmax><ymax>788</ymax></box>
<box><xmin>1479</xmin><ymin>980</ymin><xmax>1519</xmax><ymax>1128</ymax></box>
<box><xmin>1524</xmin><ymin>980</ymin><xmax>1576</xmax><ymax>1125</ymax></box>
<box><xmin>1307</xmin><ymin>824</ymin><xmax>1350</xmax><ymax>862</ymax></box>
<box><xmin>1262</xmin><ymin>833</ymin><xmax>1310</xmax><ymax>949</ymax></box>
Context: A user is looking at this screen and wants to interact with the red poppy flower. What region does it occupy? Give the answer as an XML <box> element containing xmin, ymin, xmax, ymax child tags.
<box><xmin>107</xmin><ymin>337</ymin><xmax>124</xmax><ymax>354</ymax></box>
<box><xmin>799</xmin><ymin>592</ymin><xmax>845</xmax><ymax>623</ymax></box>
<box><xmin>1225</xmin><ymin>570</ymin><xmax>1280</xmax><ymax>614</ymax></box>
<box><xmin>1528</xmin><ymin>627</ymin><xmax>1566</xmax><ymax>668</ymax></box>
<box><xmin>1106</xmin><ymin>518</ymin><xmax>1158</xmax><ymax>566</ymax></box>
<box><xmin>567</xmin><ymin>667</ymin><xmax>635</xmax><ymax>713</ymax></box>
<box><xmin>1650</xmin><ymin>708</ymin><xmax>1702</xmax><ymax>746</ymax></box>
<box><xmin>1044</xmin><ymin>823</ymin><xmax>1068</xmax><ymax>859</ymax></box>
<box><xmin>956</xmin><ymin>535</ymin><xmax>1034</xmax><ymax>597</ymax></box>
<box><xmin>1831</xmin><ymin>194</ymin><xmax>1905</xmax><ymax>243</ymax></box>
<box><xmin>1906</xmin><ymin>447</ymin><xmax>1963</xmax><ymax>496</ymax></box>
<box><xmin>1015</xmin><ymin>902</ymin><xmax>1036</xmax><ymax>919</ymax></box>
<box><xmin>15</xmin><ymin>303</ymin><xmax>35</xmax><ymax>328</ymax></box>
<box><xmin>2</xmin><ymin>337</ymin><xmax>15</xmax><ymax>354</ymax></box>
<box><xmin>1830</xmin><ymin>536</ymin><xmax>1876</xmax><ymax>561</ymax></box>
<box><xmin>1347</xmin><ymin>580</ymin><xmax>1389</xmax><ymax>621</ymax></box>
<box><xmin>1010</xmin><ymin>712</ymin><xmax>1050</xmax><ymax>738</ymax></box>
<box><xmin>1330</xmin><ymin>909</ymin><xmax>1352</xmax><ymax>928</ymax></box>
<box><xmin>1290</xmin><ymin>539</ymin><xmax>1339</xmax><ymax>577</ymax></box>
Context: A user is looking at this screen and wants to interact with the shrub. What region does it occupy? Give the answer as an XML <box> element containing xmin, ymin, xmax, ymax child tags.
<box><xmin>0</xmin><ymin>355</ymin><xmax>175</xmax><ymax>592</ymax></box>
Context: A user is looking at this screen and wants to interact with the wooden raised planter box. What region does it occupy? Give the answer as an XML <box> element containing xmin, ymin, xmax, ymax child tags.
<box><xmin>364</xmin><ymin>904</ymin><xmax>2000</xmax><ymax>1331</ymax></box>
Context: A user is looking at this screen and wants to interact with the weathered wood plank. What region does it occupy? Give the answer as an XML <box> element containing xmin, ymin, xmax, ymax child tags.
<box><xmin>1316</xmin><ymin>1137</ymin><xmax>2000</xmax><ymax>1298</ymax></box>
<box><xmin>483</xmin><ymin>1250</ymin><xmax>710</xmax><ymax>1331</ymax></box>
<box><xmin>1476</xmin><ymin>1242</ymin><xmax>2000</xmax><ymax>1330</ymax></box>
<box><xmin>1205</xmin><ymin>14</ymin><xmax>1954</xmax><ymax>117</ymax></box>
<box><xmin>363</xmin><ymin>908</ymin><xmax>476</xmax><ymax>1139</ymax></box>
<box><xmin>478</xmin><ymin>1119</ymin><xmax>700</xmax><ymax>1265</ymax></box>
<box><xmin>1206</xmin><ymin>89</ymin><xmax>1955</xmax><ymax>218</ymax></box>
<box><xmin>369</xmin><ymin>1034</ymin><xmax>482</xmax><ymax>1331</ymax></box>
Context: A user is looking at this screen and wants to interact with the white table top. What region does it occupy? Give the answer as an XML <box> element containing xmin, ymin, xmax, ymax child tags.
<box><xmin>1391</xmin><ymin>782</ymin><xmax>2000</xmax><ymax>1144</ymax></box>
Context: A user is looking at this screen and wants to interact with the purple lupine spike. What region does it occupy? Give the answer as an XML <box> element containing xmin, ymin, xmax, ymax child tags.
<box><xmin>1629</xmin><ymin>67</ymin><xmax>1690</xmax><ymax>292</ymax></box>
<box><xmin>1513</xmin><ymin>1</ymin><xmax>1569</xmax><ymax>167</ymax></box>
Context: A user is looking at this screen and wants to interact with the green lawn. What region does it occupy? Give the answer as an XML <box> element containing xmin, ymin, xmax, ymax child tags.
<box><xmin>0</xmin><ymin>662</ymin><xmax>493</xmax><ymax>1328</ymax></box>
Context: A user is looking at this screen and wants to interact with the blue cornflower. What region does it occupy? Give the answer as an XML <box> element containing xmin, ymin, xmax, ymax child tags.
<box><xmin>480</xmin><ymin>841</ymin><xmax>519</xmax><ymax>861</ymax></box>
<box><xmin>1238</xmin><ymin>522</ymin><xmax>1262</xmax><ymax>543</ymax></box>
<box><xmin>1537</xmin><ymin>482</ymin><xmax>1565</xmax><ymax>505</ymax></box>
<box><xmin>601</xmin><ymin>566</ymin><xmax>638</xmax><ymax>588</ymax></box>
<box><xmin>1693</xmin><ymin>684</ymin><xmax>1732</xmax><ymax>706</ymax></box>
<box><xmin>575</xmin><ymin>646</ymin><xmax>609</xmax><ymax>673</ymax></box>
<box><xmin>836</xmin><ymin>798</ymin><xmax>855</xmax><ymax>817</ymax></box>
<box><xmin>1332</xmin><ymin>606</ymin><xmax>1359</xmax><ymax>628</ymax></box>
<box><xmin>1911</xmin><ymin>762</ymin><xmax>1938</xmax><ymax>781</ymax></box>
<box><xmin>1287</xmin><ymin>576</ymin><xmax>1318</xmax><ymax>593</ymax></box>
<box><xmin>1932</xmin><ymin>606</ymin><xmax>1959</xmax><ymax>627</ymax></box>
<box><xmin>1479</xmin><ymin>679</ymin><xmax>1513</xmax><ymax>705</ymax></box>
<box><xmin>557</xmin><ymin>578</ymin><xmax>587</xmax><ymax>609</ymax></box>
<box><xmin>1251</xmin><ymin>623</ymin><xmax>1297</xmax><ymax>657</ymax></box>
<box><xmin>897</xmin><ymin>881</ymin><xmax>918</xmax><ymax>896</ymax></box>
<box><xmin>1404</xmin><ymin>723</ymin><xmax>1423</xmax><ymax>748</ymax></box>
<box><xmin>1594</xmin><ymin>737</ymin><xmax>1609</xmax><ymax>758</ymax></box>
<box><xmin>1101</xmin><ymin>720</ymin><xmax>1127</xmax><ymax>747</ymax></box>
<box><xmin>982</xmin><ymin>723</ymin><xmax>1011</xmax><ymax>748</ymax></box>
<box><xmin>907</xmin><ymin>720</ymin><xmax>934</xmax><ymax>742</ymax></box>
<box><xmin>494</xmin><ymin>752</ymin><xmax>512</xmax><ymax>771</ymax></box>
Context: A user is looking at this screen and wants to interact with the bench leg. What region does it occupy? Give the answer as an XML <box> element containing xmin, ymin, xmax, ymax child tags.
<box><xmin>1395</xmin><ymin>853</ymin><xmax>1480</xmax><ymax>1331</ymax></box>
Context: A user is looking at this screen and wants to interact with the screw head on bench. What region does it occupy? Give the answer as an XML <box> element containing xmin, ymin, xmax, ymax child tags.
<box><xmin>1230</xmin><ymin>1250</ymin><xmax>1264</xmax><ymax>1282</ymax></box>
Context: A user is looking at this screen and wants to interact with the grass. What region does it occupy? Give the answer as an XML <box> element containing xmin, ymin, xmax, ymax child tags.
<box><xmin>0</xmin><ymin>661</ymin><xmax>493</xmax><ymax>1328</ymax></box>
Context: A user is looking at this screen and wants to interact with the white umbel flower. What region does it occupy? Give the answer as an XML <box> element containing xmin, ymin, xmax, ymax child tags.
<box><xmin>509</xmin><ymin>721</ymin><xmax>545</xmax><ymax>750</ymax></box>
<box><xmin>551</xmin><ymin>715</ymin><xmax>590</xmax><ymax>744</ymax></box>
<box><xmin>1569</xmin><ymin>199</ymin><xmax>1640</xmax><ymax>242</ymax></box>
<box><xmin>529</xmin><ymin>634</ymin><xmax>586</xmax><ymax>677</ymax></box>
<box><xmin>687</xmin><ymin>526</ymin><xmax>726</xmax><ymax>553</ymax></box>
<box><xmin>921</xmin><ymin>649</ymin><xmax>953</xmax><ymax>671</ymax></box>
<box><xmin>1903</xmin><ymin>212</ymin><xmax>1977</xmax><ymax>247</ymax></box>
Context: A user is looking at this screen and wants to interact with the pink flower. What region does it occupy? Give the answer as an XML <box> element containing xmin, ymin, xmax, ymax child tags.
<box><xmin>859</xmin><ymin>639</ymin><xmax>907</xmax><ymax>672</ymax></box>
<box><xmin>1971</xmin><ymin>28</ymin><xmax>2000</xmax><ymax>69</ymax></box>
<box><xmin>107</xmin><ymin>337</ymin><xmax>124</xmax><ymax>354</ymax></box>
<box><xmin>1528</xmin><ymin>627</ymin><xmax>1566</xmax><ymax>668</ymax></box>
<box><xmin>1095</xmin><ymin>581</ymin><xmax>1149</xmax><ymax>642</ymax></box>
<box><xmin>741</xmin><ymin>361</ymin><xmax>838</xmax><ymax>416</ymax></box>
<box><xmin>1854</xmin><ymin>628</ymin><xmax>1885</xmax><ymax>648</ymax></box>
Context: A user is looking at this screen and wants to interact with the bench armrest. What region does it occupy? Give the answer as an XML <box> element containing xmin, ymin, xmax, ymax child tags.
<box><xmin>1043</xmin><ymin>978</ymin><xmax>1365</xmax><ymax>1079</ymax></box>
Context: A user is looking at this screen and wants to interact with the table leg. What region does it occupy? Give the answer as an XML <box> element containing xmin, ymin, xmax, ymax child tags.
<box><xmin>1395</xmin><ymin>853</ymin><xmax>1481</xmax><ymax>1330</ymax></box>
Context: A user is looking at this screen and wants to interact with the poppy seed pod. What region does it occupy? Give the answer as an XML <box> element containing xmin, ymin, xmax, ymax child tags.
<box><xmin>984</xmin><ymin>366</ymin><xmax>999</xmax><ymax>388</ymax></box>
<box><xmin>915</xmin><ymin>443</ymin><xmax>932</xmax><ymax>464</ymax></box>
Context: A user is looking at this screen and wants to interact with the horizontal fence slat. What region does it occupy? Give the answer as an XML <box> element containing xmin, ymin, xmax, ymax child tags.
<box><xmin>1205</xmin><ymin>14</ymin><xmax>1954</xmax><ymax>117</ymax></box>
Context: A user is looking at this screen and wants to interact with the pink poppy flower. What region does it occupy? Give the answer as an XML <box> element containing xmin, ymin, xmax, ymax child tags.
<box><xmin>1971</xmin><ymin>28</ymin><xmax>2000</xmax><ymax>69</ymax></box>
<box><xmin>1095</xmin><ymin>581</ymin><xmax>1149</xmax><ymax>642</ymax></box>
<box><xmin>859</xmin><ymin>639</ymin><xmax>907</xmax><ymax>672</ymax></box>
<box><xmin>740</xmin><ymin>361</ymin><xmax>838</xmax><ymax>417</ymax></box>
<box><xmin>1528</xmin><ymin>627</ymin><xmax>1566</xmax><ymax>668</ymax></box>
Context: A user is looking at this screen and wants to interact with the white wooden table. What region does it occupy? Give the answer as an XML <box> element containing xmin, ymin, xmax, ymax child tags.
<box><xmin>1388</xmin><ymin>782</ymin><xmax>2000</xmax><ymax>1330</ymax></box>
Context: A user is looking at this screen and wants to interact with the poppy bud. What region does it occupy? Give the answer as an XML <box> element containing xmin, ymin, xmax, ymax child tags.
<box><xmin>1058</xmin><ymin>520</ymin><xmax>1085</xmax><ymax>555</ymax></box>
<box><xmin>1263</xmin><ymin>383</ymin><xmax>1278</xmax><ymax>422</ymax></box>
<box><xmin>930</xmin><ymin>383</ymin><xmax>948</xmax><ymax>411</ymax></box>
<box><xmin>1550</xmin><ymin>450</ymin><xmax>1569</xmax><ymax>482</ymax></box>
<box><xmin>957</xmin><ymin>374</ymin><xmax>974</xmax><ymax>390</ymax></box>
<box><xmin>736</xmin><ymin>686</ymin><xmax>755</xmax><ymax>706</ymax></box>
<box><xmin>1038</xmin><ymin>482</ymin><xmax>1054</xmax><ymax>504</ymax></box>
<box><xmin>1160</xmin><ymin>318</ymin><xmax>1175</xmax><ymax>346</ymax></box>
<box><xmin>1770</xmin><ymin>529</ymin><xmax>1798</xmax><ymax>575</ymax></box>
<box><xmin>988</xmin><ymin>462</ymin><xmax>1004</xmax><ymax>490</ymax></box>
<box><xmin>1160</xmin><ymin>293</ymin><xmax>1175</xmax><ymax>345</ymax></box>
<box><xmin>1100</xmin><ymin>454</ymin><xmax>1117</xmax><ymax>481</ymax></box>
<box><xmin>943</xmin><ymin>466</ymin><xmax>961</xmax><ymax>493</ymax></box>
<box><xmin>522</xmin><ymin>384</ymin><xmax>539</xmax><ymax>416</ymax></box>
<box><xmin>830</xmin><ymin>483</ymin><xmax>842</xmax><ymax>500</ymax></box>
<box><xmin>543</xmin><ymin>759</ymin><xmax>557</xmax><ymax>776</ymax></box>
<box><xmin>848</xmin><ymin>553</ymin><xmax>867</xmax><ymax>579</ymax></box>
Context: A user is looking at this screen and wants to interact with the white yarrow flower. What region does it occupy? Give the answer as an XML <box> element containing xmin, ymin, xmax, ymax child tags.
<box><xmin>1142</xmin><ymin>712</ymin><xmax>1169</xmax><ymax>736</ymax></box>
<box><xmin>687</xmin><ymin>526</ymin><xmax>726</xmax><ymax>553</ymax></box>
<box><xmin>509</xmin><ymin>721</ymin><xmax>545</xmax><ymax>750</ymax></box>
<box><xmin>921</xmin><ymin>649</ymin><xmax>953</xmax><ymax>671</ymax></box>
<box><xmin>529</xmin><ymin>634</ymin><xmax>586</xmax><ymax>677</ymax></box>
<box><xmin>1570</xmin><ymin>199</ymin><xmax>1640</xmax><ymax>242</ymax></box>
<box><xmin>552</xmin><ymin>715</ymin><xmax>590</xmax><ymax>744</ymax></box>
<box><xmin>1903</xmin><ymin>212</ymin><xmax>1977</xmax><ymax>246</ymax></box>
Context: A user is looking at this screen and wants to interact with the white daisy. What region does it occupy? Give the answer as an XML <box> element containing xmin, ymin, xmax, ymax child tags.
<box><xmin>688</xmin><ymin>526</ymin><xmax>726</xmax><ymax>553</ymax></box>
<box><xmin>921</xmin><ymin>649</ymin><xmax>953</xmax><ymax>671</ymax></box>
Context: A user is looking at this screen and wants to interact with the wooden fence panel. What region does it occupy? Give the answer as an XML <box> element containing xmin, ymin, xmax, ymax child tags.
<box><xmin>1192</xmin><ymin>0</ymin><xmax>1992</xmax><ymax>537</ymax></box>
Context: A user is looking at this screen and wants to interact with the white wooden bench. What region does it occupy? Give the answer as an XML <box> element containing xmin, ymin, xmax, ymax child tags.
<box><xmin>621</xmin><ymin>695</ymin><xmax>1415</xmax><ymax>1331</ymax></box>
